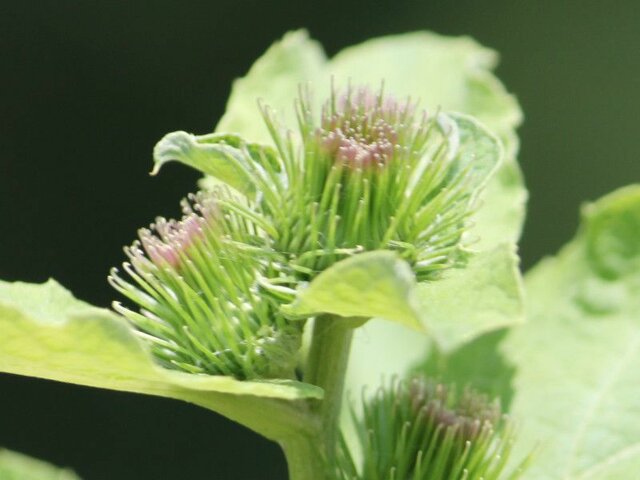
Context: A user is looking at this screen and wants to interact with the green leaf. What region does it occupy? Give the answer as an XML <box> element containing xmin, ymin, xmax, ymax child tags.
<box><xmin>0</xmin><ymin>279</ymin><xmax>322</xmax><ymax>441</ymax></box>
<box><xmin>505</xmin><ymin>185</ymin><xmax>640</xmax><ymax>479</ymax></box>
<box><xmin>414</xmin><ymin>244</ymin><xmax>524</xmax><ymax>351</ymax></box>
<box><xmin>473</xmin><ymin>159</ymin><xmax>527</xmax><ymax>248</ymax></box>
<box><xmin>448</xmin><ymin>113</ymin><xmax>503</xmax><ymax>192</ymax></box>
<box><xmin>216</xmin><ymin>30</ymin><xmax>326</xmax><ymax>144</ymax></box>
<box><xmin>0</xmin><ymin>449</ymin><xmax>80</xmax><ymax>480</ymax></box>
<box><xmin>419</xmin><ymin>329</ymin><xmax>516</xmax><ymax>406</ymax></box>
<box><xmin>329</xmin><ymin>32</ymin><xmax>497</xmax><ymax>110</ymax></box>
<box><xmin>283</xmin><ymin>251</ymin><xmax>422</xmax><ymax>331</ymax></box>
<box><xmin>152</xmin><ymin>131</ymin><xmax>265</xmax><ymax>197</ymax></box>
<box><xmin>422</xmin><ymin>185</ymin><xmax>640</xmax><ymax>479</ymax></box>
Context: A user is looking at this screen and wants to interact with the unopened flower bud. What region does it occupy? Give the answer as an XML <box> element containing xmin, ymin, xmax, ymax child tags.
<box><xmin>109</xmin><ymin>190</ymin><xmax>302</xmax><ymax>379</ymax></box>
<box><xmin>336</xmin><ymin>377</ymin><xmax>532</xmax><ymax>480</ymax></box>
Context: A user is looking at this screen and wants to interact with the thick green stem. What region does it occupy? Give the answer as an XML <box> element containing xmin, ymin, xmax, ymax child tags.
<box><xmin>282</xmin><ymin>315</ymin><xmax>357</xmax><ymax>480</ymax></box>
<box><xmin>280</xmin><ymin>434</ymin><xmax>327</xmax><ymax>480</ymax></box>
<box><xmin>306</xmin><ymin>316</ymin><xmax>355</xmax><ymax>460</ymax></box>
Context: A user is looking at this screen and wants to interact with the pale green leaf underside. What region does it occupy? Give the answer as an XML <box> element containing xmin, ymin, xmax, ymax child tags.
<box><xmin>0</xmin><ymin>449</ymin><xmax>80</xmax><ymax>480</ymax></box>
<box><xmin>283</xmin><ymin>251</ymin><xmax>422</xmax><ymax>331</ymax></box>
<box><xmin>447</xmin><ymin>112</ymin><xmax>502</xmax><ymax>197</ymax></box>
<box><xmin>0</xmin><ymin>279</ymin><xmax>321</xmax><ymax>440</ymax></box>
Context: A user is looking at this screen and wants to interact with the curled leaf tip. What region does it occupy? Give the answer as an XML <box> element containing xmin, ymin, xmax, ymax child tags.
<box><xmin>151</xmin><ymin>130</ymin><xmax>193</xmax><ymax>176</ymax></box>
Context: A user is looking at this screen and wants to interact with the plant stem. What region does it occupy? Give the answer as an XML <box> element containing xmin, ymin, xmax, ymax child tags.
<box><xmin>281</xmin><ymin>315</ymin><xmax>357</xmax><ymax>480</ymax></box>
<box><xmin>309</xmin><ymin>316</ymin><xmax>355</xmax><ymax>458</ymax></box>
<box><xmin>280</xmin><ymin>433</ymin><xmax>327</xmax><ymax>480</ymax></box>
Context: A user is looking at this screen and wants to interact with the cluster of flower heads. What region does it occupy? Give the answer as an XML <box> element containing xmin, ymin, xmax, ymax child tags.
<box><xmin>111</xmin><ymin>84</ymin><xmax>490</xmax><ymax>378</ymax></box>
<box><xmin>335</xmin><ymin>378</ymin><xmax>531</xmax><ymax>480</ymax></box>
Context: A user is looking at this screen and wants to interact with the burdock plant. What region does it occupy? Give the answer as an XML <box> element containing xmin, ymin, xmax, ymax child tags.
<box><xmin>2</xmin><ymin>30</ymin><xmax>639</xmax><ymax>480</ymax></box>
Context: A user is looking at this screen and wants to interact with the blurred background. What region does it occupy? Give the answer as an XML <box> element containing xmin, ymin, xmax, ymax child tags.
<box><xmin>1</xmin><ymin>1</ymin><xmax>639</xmax><ymax>478</ymax></box>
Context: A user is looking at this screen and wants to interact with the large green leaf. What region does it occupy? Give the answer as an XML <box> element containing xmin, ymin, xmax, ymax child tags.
<box><xmin>414</xmin><ymin>243</ymin><xmax>524</xmax><ymax>351</ymax></box>
<box><xmin>0</xmin><ymin>449</ymin><xmax>80</xmax><ymax>480</ymax></box>
<box><xmin>215</xmin><ymin>30</ymin><xmax>326</xmax><ymax>144</ymax></box>
<box><xmin>505</xmin><ymin>185</ymin><xmax>640</xmax><ymax>479</ymax></box>
<box><xmin>422</xmin><ymin>185</ymin><xmax>640</xmax><ymax>479</ymax></box>
<box><xmin>0</xmin><ymin>279</ymin><xmax>322</xmax><ymax>441</ymax></box>
<box><xmin>283</xmin><ymin>251</ymin><xmax>422</xmax><ymax>331</ymax></box>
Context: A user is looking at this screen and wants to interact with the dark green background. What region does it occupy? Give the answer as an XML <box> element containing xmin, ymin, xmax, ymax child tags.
<box><xmin>1</xmin><ymin>1</ymin><xmax>638</xmax><ymax>479</ymax></box>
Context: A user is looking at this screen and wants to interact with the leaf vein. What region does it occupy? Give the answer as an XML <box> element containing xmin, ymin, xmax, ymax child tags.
<box><xmin>573</xmin><ymin>441</ymin><xmax>640</xmax><ymax>479</ymax></box>
<box><xmin>563</xmin><ymin>329</ymin><xmax>640</xmax><ymax>478</ymax></box>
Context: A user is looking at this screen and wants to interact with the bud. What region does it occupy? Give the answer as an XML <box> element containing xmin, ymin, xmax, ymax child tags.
<box><xmin>336</xmin><ymin>377</ymin><xmax>531</xmax><ymax>480</ymax></box>
<box><xmin>259</xmin><ymin>85</ymin><xmax>485</xmax><ymax>281</ymax></box>
<box><xmin>108</xmin><ymin>190</ymin><xmax>302</xmax><ymax>379</ymax></box>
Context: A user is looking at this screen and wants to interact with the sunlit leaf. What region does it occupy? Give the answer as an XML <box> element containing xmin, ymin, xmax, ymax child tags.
<box><xmin>283</xmin><ymin>251</ymin><xmax>421</xmax><ymax>331</ymax></box>
<box><xmin>503</xmin><ymin>185</ymin><xmax>640</xmax><ymax>479</ymax></box>
<box><xmin>0</xmin><ymin>279</ymin><xmax>322</xmax><ymax>440</ymax></box>
<box><xmin>216</xmin><ymin>30</ymin><xmax>326</xmax><ymax>144</ymax></box>
<box><xmin>420</xmin><ymin>185</ymin><xmax>640</xmax><ymax>479</ymax></box>
<box><xmin>415</xmin><ymin>243</ymin><xmax>524</xmax><ymax>351</ymax></box>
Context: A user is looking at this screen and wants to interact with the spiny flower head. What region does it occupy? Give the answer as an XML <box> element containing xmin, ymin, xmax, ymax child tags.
<box><xmin>335</xmin><ymin>377</ymin><xmax>531</xmax><ymax>480</ymax></box>
<box><xmin>109</xmin><ymin>190</ymin><xmax>302</xmax><ymax>379</ymax></box>
<box><xmin>255</xmin><ymin>84</ymin><xmax>489</xmax><ymax>281</ymax></box>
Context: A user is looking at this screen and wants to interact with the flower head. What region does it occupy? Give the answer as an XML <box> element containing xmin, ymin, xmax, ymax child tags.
<box><xmin>255</xmin><ymin>84</ymin><xmax>486</xmax><ymax>281</ymax></box>
<box><xmin>336</xmin><ymin>377</ymin><xmax>531</xmax><ymax>480</ymax></box>
<box><xmin>109</xmin><ymin>190</ymin><xmax>302</xmax><ymax>379</ymax></box>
